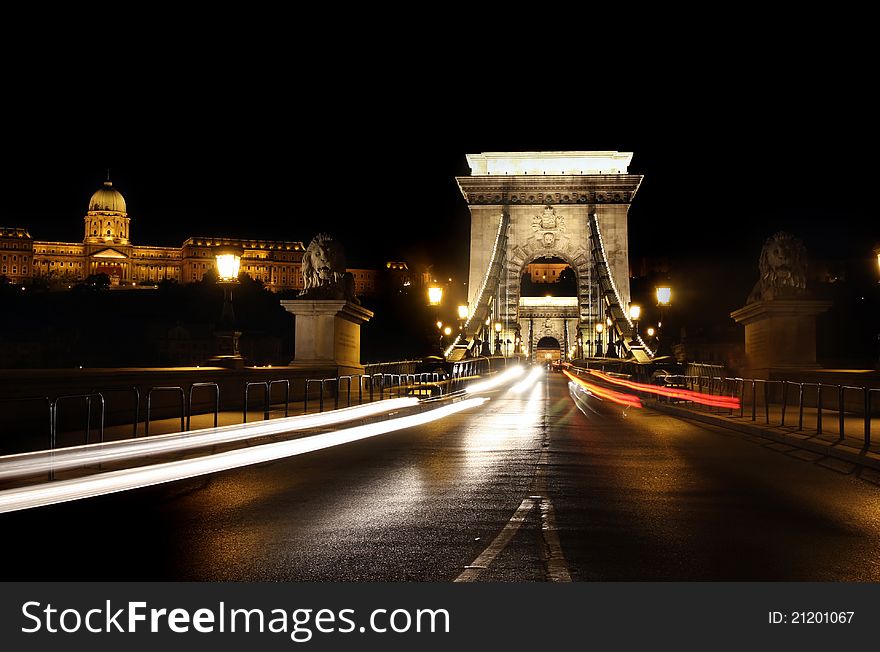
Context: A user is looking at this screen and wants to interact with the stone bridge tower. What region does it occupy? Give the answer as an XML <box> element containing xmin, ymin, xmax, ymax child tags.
<box><xmin>456</xmin><ymin>151</ymin><xmax>643</xmax><ymax>360</ymax></box>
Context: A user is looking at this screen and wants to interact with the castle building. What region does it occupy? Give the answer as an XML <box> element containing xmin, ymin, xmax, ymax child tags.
<box><xmin>0</xmin><ymin>178</ymin><xmax>420</xmax><ymax>299</ymax></box>
<box><xmin>524</xmin><ymin>261</ymin><xmax>569</xmax><ymax>283</ymax></box>
<box><xmin>1</xmin><ymin>178</ymin><xmax>309</xmax><ymax>291</ymax></box>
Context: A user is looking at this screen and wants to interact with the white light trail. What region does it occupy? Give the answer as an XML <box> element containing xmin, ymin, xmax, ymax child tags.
<box><xmin>464</xmin><ymin>365</ymin><xmax>524</xmax><ymax>394</ymax></box>
<box><xmin>0</xmin><ymin>397</ymin><xmax>488</xmax><ymax>514</ymax></box>
<box><xmin>0</xmin><ymin>398</ymin><xmax>418</xmax><ymax>481</ymax></box>
<box><xmin>511</xmin><ymin>367</ymin><xmax>544</xmax><ymax>394</ymax></box>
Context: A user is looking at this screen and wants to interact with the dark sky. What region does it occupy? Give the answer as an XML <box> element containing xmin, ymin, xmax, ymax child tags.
<box><xmin>2</xmin><ymin>58</ymin><xmax>875</xmax><ymax>281</ymax></box>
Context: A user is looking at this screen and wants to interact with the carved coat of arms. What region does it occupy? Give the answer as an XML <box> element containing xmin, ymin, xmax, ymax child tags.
<box><xmin>533</xmin><ymin>206</ymin><xmax>565</xmax><ymax>248</ymax></box>
<box><xmin>533</xmin><ymin>206</ymin><xmax>565</xmax><ymax>232</ymax></box>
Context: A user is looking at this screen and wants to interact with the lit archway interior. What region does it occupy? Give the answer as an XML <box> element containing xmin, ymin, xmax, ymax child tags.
<box><xmin>535</xmin><ymin>336</ymin><xmax>561</xmax><ymax>363</ymax></box>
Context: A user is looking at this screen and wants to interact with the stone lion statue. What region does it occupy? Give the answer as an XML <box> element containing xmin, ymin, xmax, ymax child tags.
<box><xmin>746</xmin><ymin>231</ymin><xmax>808</xmax><ymax>304</ymax></box>
<box><xmin>298</xmin><ymin>233</ymin><xmax>358</xmax><ymax>303</ymax></box>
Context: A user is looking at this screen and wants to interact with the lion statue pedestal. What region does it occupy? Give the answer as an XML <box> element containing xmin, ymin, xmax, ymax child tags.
<box><xmin>280</xmin><ymin>233</ymin><xmax>373</xmax><ymax>374</ymax></box>
<box><xmin>731</xmin><ymin>232</ymin><xmax>831</xmax><ymax>377</ymax></box>
<box><xmin>280</xmin><ymin>299</ymin><xmax>373</xmax><ymax>373</ymax></box>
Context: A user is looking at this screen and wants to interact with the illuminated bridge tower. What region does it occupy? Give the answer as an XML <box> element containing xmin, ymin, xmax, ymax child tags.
<box><xmin>456</xmin><ymin>151</ymin><xmax>644</xmax><ymax>361</ymax></box>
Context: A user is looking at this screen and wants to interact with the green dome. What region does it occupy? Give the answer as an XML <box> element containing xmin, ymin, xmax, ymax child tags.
<box><xmin>89</xmin><ymin>180</ymin><xmax>126</xmax><ymax>213</ymax></box>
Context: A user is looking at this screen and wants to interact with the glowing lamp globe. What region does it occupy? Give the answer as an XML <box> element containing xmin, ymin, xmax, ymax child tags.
<box><xmin>629</xmin><ymin>304</ymin><xmax>641</xmax><ymax>322</ymax></box>
<box><xmin>656</xmin><ymin>286</ymin><xmax>672</xmax><ymax>306</ymax></box>
<box><xmin>215</xmin><ymin>245</ymin><xmax>243</xmax><ymax>283</ymax></box>
<box><xmin>427</xmin><ymin>286</ymin><xmax>443</xmax><ymax>306</ymax></box>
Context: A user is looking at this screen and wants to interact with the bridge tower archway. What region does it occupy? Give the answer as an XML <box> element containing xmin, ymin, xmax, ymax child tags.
<box><xmin>535</xmin><ymin>336</ymin><xmax>562</xmax><ymax>364</ymax></box>
<box><xmin>455</xmin><ymin>151</ymin><xmax>644</xmax><ymax>359</ymax></box>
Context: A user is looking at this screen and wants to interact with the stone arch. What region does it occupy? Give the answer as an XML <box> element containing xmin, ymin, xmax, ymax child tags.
<box><xmin>535</xmin><ymin>336</ymin><xmax>562</xmax><ymax>362</ymax></box>
<box><xmin>503</xmin><ymin>237</ymin><xmax>591</xmax><ymax>326</ymax></box>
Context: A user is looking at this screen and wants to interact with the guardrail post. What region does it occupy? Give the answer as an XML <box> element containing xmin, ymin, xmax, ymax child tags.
<box><xmin>188</xmin><ymin>382</ymin><xmax>220</xmax><ymax>431</ymax></box>
<box><xmin>865</xmin><ymin>387</ymin><xmax>871</xmax><ymax>447</ymax></box>
<box><xmin>816</xmin><ymin>384</ymin><xmax>823</xmax><ymax>435</ymax></box>
<box><xmin>780</xmin><ymin>382</ymin><xmax>788</xmax><ymax>427</ymax></box>
<box><xmin>797</xmin><ymin>384</ymin><xmax>804</xmax><ymax>431</ymax></box>
<box><xmin>838</xmin><ymin>386</ymin><xmax>845</xmax><ymax>441</ymax></box>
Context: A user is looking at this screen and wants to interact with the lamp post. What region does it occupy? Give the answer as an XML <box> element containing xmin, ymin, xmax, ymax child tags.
<box><xmin>212</xmin><ymin>244</ymin><xmax>244</xmax><ymax>367</ymax></box>
<box><xmin>457</xmin><ymin>304</ymin><xmax>469</xmax><ymax>343</ymax></box>
<box><xmin>494</xmin><ymin>322</ymin><xmax>502</xmax><ymax>356</ymax></box>
<box><xmin>595</xmin><ymin>322</ymin><xmax>604</xmax><ymax>357</ymax></box>
<box><xmin>629</xmin><ymin>303</ymin><xmax>641</xmax><ymax>346</ymax></box>
<box><xmin>874</xmin><ymin>245</ymin><xmax>880</xmax><ymax>282</ymax></box>
<box><xmin>655</xmin><ymin>285</ymin><xmax>672</xmax><ymax>355</ymax></box>
<box><xmin>481</xmin><ymin>317</ymin><xmax>492</xmax><ymax>356</ymax></box>
<box><xmin>428</xmin><ymin>286</ymin><xmax>443</xmax><ymax>355</ymax></box>
<box><xmin>605</xmin><ymin>315</ymin><xmax>615</xmax><ymax>358</ymax></box>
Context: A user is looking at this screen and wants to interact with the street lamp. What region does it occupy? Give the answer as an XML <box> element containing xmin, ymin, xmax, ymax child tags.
<box><xmin>655</xmin><ymin>285</ymin><xmax>672</xmax><ymax>353</ymax></box>
<box><xmin>646</xmin><ymin>327</ymin><xmax>655</xmax><ymax>338</ymax></box>
<box><xmin>428</xmin><ymin>286</ymin><xmax>444</xmax><ymax>354</ymax></box>
<box><xmin>595</xmin><ymin>322</ymin><xmax>604</xmax><ymax>357</ymax></box>
<box><xmin>481</xmin><ymin>317</ymin><xmax>491</xmax><ymax>356</ymax></box>
<box><xmin>212</xmin><ymin>244</ymin><xmax>244</xmax><ymax>367</ymax></box>
<box><xmin>494</xmin><ymin>322</ymin><xmax>502</xmax><ymax>356</ymax></box>
<box><xmin>457</xmin><ymin>304</ymin><xmax>469</xmax><ymax>342</ymax></box>
<box><xmin>656</xmin><ymin>286</ymin><xmax>671</xmax><ymax>307</ymax></box>
<box><xmin>606</xmin><ymin>315</ymin><xmax>615</xmax><ymax>358</ymax></box>
<box><xmin>874</xmin><ymin>245</ymin><xmax>880</xmax><ymax>282</ymax></box>
<box><xmin>629</xmin><ymin>303</ymin><xmax>641</xmax><ymax>345</ymax></box>
<box><xmin>428</xmin><ymin>285</ymin><xmax>443</xmax><ymax>306</ymax></box>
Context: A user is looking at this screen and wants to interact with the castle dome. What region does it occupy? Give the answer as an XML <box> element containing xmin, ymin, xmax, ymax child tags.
<box><xmin>89</xmin><ymin>179</ymin><xmax>127</xmax><ymax>213</ymax></box>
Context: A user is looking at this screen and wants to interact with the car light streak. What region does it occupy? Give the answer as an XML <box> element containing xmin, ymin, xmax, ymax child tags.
<box><xmin>0</xmin><ymin>397</ymin><xmax>488</xmax><ymax>514</ymax></box>
<box><xmin>584</xmin><ymin>369</ymin><xmax>740</xmax><ymax>409</ymax></box>
<box><xmin>0</xmin><ymin>398</ymin><xmax>419</xmax><ymax>482</ymax></box>
<box><xmin>563</xmin><ymin>370</ymin><xmax>642</xmax><ymax>408</ymax></box>
<box><xmin>511</xmin><ymin>367</ymin><xmax>544</xmax><ymax>394</ymax></box>
<box><xmin>464</xmin><ymin>366</ymin><xmax>524</xmax><ymax>394</ymax></box>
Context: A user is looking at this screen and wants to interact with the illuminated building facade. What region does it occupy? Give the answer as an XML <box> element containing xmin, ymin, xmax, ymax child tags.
<box><xmin>1</xmin><ymin>179</ymin><xmax>307</xmax><ymax>291</ymax></box>
<box><xmin>0</xmin><ymin>178</ymin><xmax>426</xmax><ymax>298</ymax></box>
<box><xmin>525</xmin><ymin>262</ymin><xmax>568</xmax><ymax>283</ymax></box>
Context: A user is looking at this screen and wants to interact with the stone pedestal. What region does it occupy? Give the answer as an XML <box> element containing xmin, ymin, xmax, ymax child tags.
<box><xmin>280</xmin><ymin>300</ymin><xmax>374</xmax><ymax>373</ymax></box>
<box><xmin>730</xmin><ymin>299</ymin><xmax>832</xmax><ymax>377</ymax></box>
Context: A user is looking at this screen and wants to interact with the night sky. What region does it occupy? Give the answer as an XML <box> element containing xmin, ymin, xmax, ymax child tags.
<box><xmin>2</xmin><ymin>59</ymin><xmax>876</xmax><ymax>285</ymax></box>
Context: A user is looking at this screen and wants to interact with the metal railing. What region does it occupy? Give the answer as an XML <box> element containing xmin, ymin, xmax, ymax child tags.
<box><xmin>145</xmin><ymin>387</ymin><xmax>186</xmax><ymax>436</ymax></box>
<box><xmin>51</xmin><ymin>393</ymin><xmax>105</xmax><ymax>448</ymax></box>
<box><xmin>652</xmin><ymin>373</ymin><xmax>880</xmax><ymax>449</ymax></box>
<box><xmin>0</xmin><ymin>360</ymin><xmax>469</xmax><ymax>454</ymax></box>
<box><xmin>187</xmin><ymin>382</ymin><xmax>220</xmax><ymax>431</ymax></box>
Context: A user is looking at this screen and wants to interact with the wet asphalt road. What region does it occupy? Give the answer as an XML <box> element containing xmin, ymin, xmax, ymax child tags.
<box><xmin>2</xmin><ymin>371</ymin><xmax>880</xmax><ymax>581</ymax></box>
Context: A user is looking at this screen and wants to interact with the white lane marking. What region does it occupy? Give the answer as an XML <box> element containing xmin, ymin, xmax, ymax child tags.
<box><xmin>455</xmin><ymin>494</ymin><xmax>571</xmax><ymax>583</ymax></box>
<box><xmin>0</xmin><ymin>398</ymin><xmax>488</xmax><ymax>514</ymax></box>
<box><xmin>538</xmin><ymin>497</ymin><xmax>571</xmax><ymax>582</ymax></box>
<box><xmin>455</xmin><ymin>497</ymin><xmax>536</xmax><ymax>582</ymax></box>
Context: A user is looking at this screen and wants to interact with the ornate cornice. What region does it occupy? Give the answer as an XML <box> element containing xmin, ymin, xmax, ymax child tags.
<box><xmin>456</xmin><ymin>174</ymin><xmax>643</xmax><ymax>206</ymax></box>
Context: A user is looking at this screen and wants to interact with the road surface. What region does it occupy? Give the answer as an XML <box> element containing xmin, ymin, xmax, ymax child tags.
<box><xmin>2</xmin><ymin>370</ymin><xmax>880</xmax><ymax>581</ymax></box>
